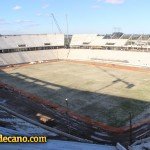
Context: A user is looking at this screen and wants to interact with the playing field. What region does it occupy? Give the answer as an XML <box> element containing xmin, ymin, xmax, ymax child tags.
<box><xmin>0</xmin><ymin>61</ymin><xmax>150</xmax><ymax>127</ymax></box>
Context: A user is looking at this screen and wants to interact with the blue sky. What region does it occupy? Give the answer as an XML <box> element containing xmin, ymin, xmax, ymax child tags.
<box><xmin>0</xmin><ymin>0</ymin><xmax>150</xmax><ymax>34</ymax></box>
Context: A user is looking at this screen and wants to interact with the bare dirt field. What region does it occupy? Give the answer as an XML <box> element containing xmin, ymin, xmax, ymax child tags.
<box><xmin>0</xmin><ymin>61</ymin><xmax>150</xmax><ymax>127</ymax></box>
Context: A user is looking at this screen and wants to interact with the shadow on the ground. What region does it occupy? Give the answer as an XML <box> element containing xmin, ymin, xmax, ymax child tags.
<box><xmin>0</xmin><ymin>69</ymin><xmax>149</xmax><ymax>127</ymax></box>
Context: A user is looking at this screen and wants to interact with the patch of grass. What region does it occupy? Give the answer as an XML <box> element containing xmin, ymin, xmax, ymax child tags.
<box><xmin>120</xmin><ymin>100</ymin><xmax>147</xmax><ymax>115</ymax></box>
<box><xmin>107</xmin><ymin>100</ymin><xmax>149</xmax><ymax>127</ymax></box>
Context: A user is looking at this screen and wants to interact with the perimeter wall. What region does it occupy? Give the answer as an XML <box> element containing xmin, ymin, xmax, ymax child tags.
<box><xmin>0</xmin><ymin>49</ymin><xmax>150</xmax><ymax>68</ymax></box>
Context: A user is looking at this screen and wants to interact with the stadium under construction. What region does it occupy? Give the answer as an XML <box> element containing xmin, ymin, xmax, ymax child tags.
<box><xmin>0</xmin><ymin>33</ymin><xmax>150</xmax><ymax>149</ymax></box>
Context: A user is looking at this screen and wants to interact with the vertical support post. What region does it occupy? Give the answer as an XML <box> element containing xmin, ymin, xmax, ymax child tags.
<box><xmin>65</xmin><ymin>98</ymin><xmax>70</xmax><ymax>134</ymax></box>
<box><xmin>129</xmin><ymin>112</ymin><xmax>133</xmax><ymax>145</ymax></box>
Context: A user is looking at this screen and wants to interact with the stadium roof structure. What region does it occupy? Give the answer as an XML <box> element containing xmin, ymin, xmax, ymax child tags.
<box><xmin>120</xmin><ymin>34</ymin><xmax>132</xmax><ymax>39</ymax></box>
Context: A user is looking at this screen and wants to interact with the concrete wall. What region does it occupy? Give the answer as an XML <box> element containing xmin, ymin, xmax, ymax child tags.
<box><xmin>0</xmin><ymin>50</ymin><xmax>58</xmax><ymax>66</ymax></box>
<box><xmin>0</xmin><ymin>49</ymin><xmax>150</xmax><ymax>68</ymax></box>
<box><xmin>66</xmin><ymin>49</ymin><xmax>150</xmax><ymax>68</ymax></box>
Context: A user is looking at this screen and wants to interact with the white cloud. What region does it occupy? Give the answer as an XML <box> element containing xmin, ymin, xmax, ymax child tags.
<box><xmin>92</xmin><ymin>5</ymin><xmax>101</xmax><ymax>9</ymax></box>
<box><xmin>26</xmin><ymin>23</ymin><xmax>40</xmax><ymax>28</ymax></box>
<box><xmin>0</xmin><ymin>18</ymin><xmax>6</xmax><ymax>24</ymax></box>
<box><xmin>13</xmin><ymin>5</ymin><xmax>22</xmax><ymax>10</ymax></box>
<box><xmin>14</xmin><ymin>20</ymin><xmax>39</xmax><ymax>28</ymax></box>
<box><xmin>15</xmin><ymin>20</ymin><xmax>33</xmax><ymax>24</ymax></box>
<box><xmin>42</xmin><ymin>4</ymin><xmax>49</xmax><ymax>9</ymax></box>
<box><xmin>105</xmin><ymin>0</ymin><xmax>124</xmax><ymax>4</ymax></box>
<box><xmin>45</xmin><ymin>13</ymin><xmax>50</xmax><ymax>17</ymax></box>
<box><xmin>0</xmin><ymin>18</ymin><xmax>10</xmax><ymax>25</ymax></box>
<box><xmin>36</xmin><ymin>12</ymin><xmax>42</xmax><ymax>16</ymax></box>
<box><xmin>97</xmin><ymin>0</ymin><xmax>125</xmax><ymax>4</ymax></box>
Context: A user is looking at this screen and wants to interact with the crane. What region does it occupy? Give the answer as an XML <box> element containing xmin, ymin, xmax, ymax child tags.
<box><xmin>51</xmin><ymin>13</ymin><xmax>62</xmax><ymax>34</ymax></box>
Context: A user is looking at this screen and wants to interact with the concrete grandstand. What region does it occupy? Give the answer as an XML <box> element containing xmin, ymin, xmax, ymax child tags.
<box><xmin>0</xmin><ymin>33</ymin><xmax>150</xmax><ymax>149</ymax></box>
<box><xmin>0</xmin><ymin>34</ymin><xmax>64</xmax><ymax>53</ymax></box>
<box><xmin>70</xmin><ymin>34</ymin><xmax>150</xmax><ymax>51</ymax></box>
<box><xmin>0</xmin><ymin>33</ymin><xmax>150</xmax><ymax>67</ymax></box>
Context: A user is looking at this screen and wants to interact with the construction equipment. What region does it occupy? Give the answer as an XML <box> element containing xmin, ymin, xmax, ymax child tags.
<box><xmin>51</xmin><ymin>13</ymin><xmax>62</xmax><ymax>34</ymax></box>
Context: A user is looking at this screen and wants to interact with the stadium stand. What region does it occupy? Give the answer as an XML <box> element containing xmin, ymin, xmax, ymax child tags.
<box><xmin>0</xmin><ymin>50</ymin><xmax>59</xmax><ymax>66</ymax></box>
<box><xmin>70</xmin><ymin>34</ymin><xmax>97</xmax><ymax>48</ymax></box>
<box><xmin>90</xmin><ymin>38</ymin><xmax>128</xmax><ymax>49</ymax></box>
<box><xmin>70</xmin><ymin>34</ymin><xmax>150</xmax><ymax>51</ymax></box>
<box><xmin>0</xmin><ymin>34</ymin><xmax>64</xmax><ymax>53</ymax></box>
<box><xmin>0</xmin><ymin>33</ymin><xmax>150</xmax><ymax>67</ymax></box>
<box><xmin>0</xmin><ymin>34</ymin><xmax>150</xmax><ymax>148</ymax></box>
<box><xmin>0</xmin><ymin>49</ymin><xmax>150</xmax><ymax>68</ymax></box>
<box><xmin>89</xmin><ymin>35</ymin><xmax>105</xmax><ymax>48</ymax></box>
<box><xmin>67</xmin><ymin>49</ymin><xmax>150</xmax><ymax>67</ymax></box>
